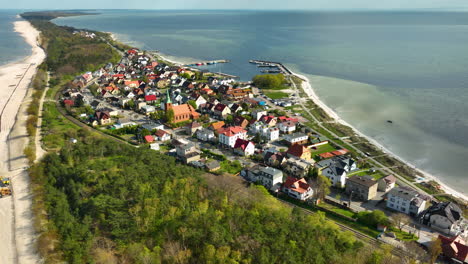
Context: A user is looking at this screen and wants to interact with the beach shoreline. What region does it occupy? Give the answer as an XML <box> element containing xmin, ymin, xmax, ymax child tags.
<box><xmin>292</xmin><ymin>71</ymin><xmax>468</xmax><ymax>202</ymax></box>
<box><xmin>0</xmin><ymin>19</ymin><xmax>45</xmax><ymax>264</ymax></box>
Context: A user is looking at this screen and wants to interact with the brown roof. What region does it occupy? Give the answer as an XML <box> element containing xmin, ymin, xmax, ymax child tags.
<box><xmin>347</xmin><ymin>175</ymin><xmax>377</xmax><ymax>188</ymax></box>
<box><xmin>286</xmin><ymin>144</ymin><xmax>310</xmax><ymax>158</ymax></box>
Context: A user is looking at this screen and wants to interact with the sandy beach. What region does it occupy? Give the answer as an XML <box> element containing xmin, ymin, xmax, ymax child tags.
<box><xmin>0</xmin><ymin>19</ymin><xmax>45</xmax><ymax>264</ymax></box>
<box><xmin>293</xmin><ymin>71</ymin><xmax>468</xmax><ymax>202</ymax></box>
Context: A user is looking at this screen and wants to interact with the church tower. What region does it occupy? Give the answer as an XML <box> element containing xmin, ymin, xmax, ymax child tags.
<box><xmin>164</xmin><ymin>89</ymin><xmax>172</xmax><ymax>111</ymax></box>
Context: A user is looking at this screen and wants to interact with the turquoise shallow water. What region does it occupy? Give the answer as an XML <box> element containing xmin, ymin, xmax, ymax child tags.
<box><xmin>53</xmin><ymin>10</ymin><xmax>468</xmax><ymax>194</ymax></box>
<box><xmin>0</xmin><ymin>10</ymin><xmax>31</xmax><ymax>66</ymax></box>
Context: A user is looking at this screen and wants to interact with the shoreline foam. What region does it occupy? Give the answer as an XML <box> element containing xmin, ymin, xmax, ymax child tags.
<box><xmin>293</xmin><ymin>71</ymin><xmax>468</xmax><ymax>202</ymax></box>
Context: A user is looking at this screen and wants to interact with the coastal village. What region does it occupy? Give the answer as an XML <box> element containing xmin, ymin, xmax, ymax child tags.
<box><xmin>59</xmin><ymin>47</ymin><xmax>468</xmax><ymax>263</ymax></box>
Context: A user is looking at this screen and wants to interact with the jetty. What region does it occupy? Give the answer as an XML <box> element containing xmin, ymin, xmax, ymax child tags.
<box><xmin>249</xmin><ymin>60</ymin><xmax>292</xmax><ymax>75</ymax></box>
<box><xmin>214</xmin><ymin>72</ymin><xmax>239</xmax><ymax>79</ymax></box>
<box><xmin>185</xmin><ymin>59</ymin><xmax>230</xmax><ymax>67</ymax></box>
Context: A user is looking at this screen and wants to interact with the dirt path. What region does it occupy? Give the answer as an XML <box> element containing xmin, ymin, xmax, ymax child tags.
<box><xmin>34</xmin><ymin>72</ymin><xmax>49</xmax><ymax>162</ymax></box>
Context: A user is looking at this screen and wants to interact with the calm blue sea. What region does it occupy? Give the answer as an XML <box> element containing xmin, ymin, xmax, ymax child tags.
<box><xmin>0</xmin><ymin>10</ymin><xmax>31</xmax><ymax>66</ymax></box>
<box><xmin>54</xmin><ymin>10</ymin><xmax>468</xmax><ymax>194</ymax></box>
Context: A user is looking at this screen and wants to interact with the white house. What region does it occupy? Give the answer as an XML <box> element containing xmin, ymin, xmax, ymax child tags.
<box><xmin>141</xmin><ymin>105</ymin><xmax>156</xmax><ymax>114</ymax></box>
<box><xmin>197</xmin><ymin>128</ymin><xmax>216</xmax><ymax>142</ymax></box>
<box><xmin>194</xmin><ymin>95</ymin><xmax>207</xmax><ymax>108</ymax></box>
<box><xmin>279</xmin><ymin>121</ymin><xmax>297</xmax><ymax>134</ymax></box>
<box><xmin>284</xmin><ymin>133</ymin><xmax>309</xmax><ymax>146</ymax></box>
<box><xmin>234</xmin><ymin>138</ymin><xmax>255</xmax><ymax>156</ymax></box>
<box><xmin>244</xmin><ymin>166</ymin><xmax>283</xmax><ymax>191</ymax></box>
<box><xmin>419</xmin><ymin>202</ymin><xmax>466</xmax><ymax>236</ymax></box>
<box><xmin>282</xmin><ymin>177</ymin><xmax>314</xmax><ymax>201</ymax></box>
<box><xmin>316</xmin><ymin>156</ymin><xmax>357</xmax><ymax>188</ymax></box>
<box><xmin>218</xmin><ymin>126</ymin><xmax>247</xmax><ymax>148</ymax></box>
<box><xmin>250</xmin><ymin>123</ymin><xmax>280</xmax><ymax>142</ymax></box>
<box><xmin>252</xmin><ymin>109</ymin><xmax>267</xmax><ymax>121</ymax></box>
<box><xmin>155</xmin><ymin>130</ymin><xmax>171</xmax><ymax>142</ymax></box>
<box><xmin>387</xmin><ymin>187</ymin><xmax>426</xmax><ymax>216</ymax></box>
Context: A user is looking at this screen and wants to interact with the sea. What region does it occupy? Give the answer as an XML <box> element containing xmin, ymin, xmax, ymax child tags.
<box><xmin>9</xmin><ymin>9</ymin><xmax>468</xmax><ymax>194</ymax></box>
<box><xmin>0</xmin><ymin>10</ymin><xmax>31</xmax><ymax>66</ymax></box>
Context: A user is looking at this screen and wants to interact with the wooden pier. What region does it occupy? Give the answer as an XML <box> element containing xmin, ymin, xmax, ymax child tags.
<box><xmin>214</xmin><ymin>72</ymin><xmax>239</xmax><ymax>79</ymax></box>
<box><xmin>185</xmin><ymin>59</ymin><xmax>230</xmax><ymax>67</ymax></box>
<box><xmin>249</xmin><ymin>60</ymin><xmax>292</xmax><ymax>75</ymax></box>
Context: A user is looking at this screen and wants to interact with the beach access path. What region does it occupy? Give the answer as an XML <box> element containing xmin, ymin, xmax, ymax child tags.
<box><xmin>0</xmin><ymin>20</ymin><xmax>45</xmax><ymax>264</ymax></box>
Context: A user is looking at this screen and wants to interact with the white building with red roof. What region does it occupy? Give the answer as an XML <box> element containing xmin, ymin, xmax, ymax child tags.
<box><xmin>218</xmin><ymin>126</ymin><xmax>247</xmax><ymax>147</ymax></box>
<box><xmin>282</xmin><ymin>177</ymin><xmax>314</xmax><ymax>201</ymax></box>
<box><xmin>234</xmin><ymin>138</ymin><xmax>255</xmax><ymax>156</ymax></box>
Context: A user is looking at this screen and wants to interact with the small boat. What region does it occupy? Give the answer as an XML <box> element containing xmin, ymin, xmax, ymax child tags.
<box><xmin>387</xmin><ymin>120</ymin><xmax>393</xmax><ymax>124</ymax></box>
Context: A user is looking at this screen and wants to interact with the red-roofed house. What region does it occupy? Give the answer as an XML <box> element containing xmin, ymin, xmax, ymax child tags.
<box><xmin>218</xmin><ymin>126</ymin><xmax>247</xmax><ymax>147</ymax></box>
<box><xmin>127</xmin><ymin>49</ymin><xmax>138</xmax><ymax>55</ymax></box>
<box><xmin>319</xmin><ymin>152</ymin><xmax>336</xmax><ymax>159</ymax></box>
<box><xmin>155</xmin><ymin>130</ymin><xmax>171</xmax><ymax>142</ymax></box>
<box><xmin>213</xmin><ymin>103</ymin><xmax>232</xmax><ymax>119</ymax></box>
<box><xmin>331</xmin><ymin>149</ymin><xmax>349</xmax><ymax>156</ymax></box>
<box><xmin>63</xmin><ymin>99</ymin><xmax>74</xmax><ymax>107</ymax></box>
<box><xmin>286</xmin><ymin>144</ymin><xmax>311</xmax><ymax>160</ymax></box>
<box><xmin>282</xmin><ymin>177</ymin><xmax>314</xmax><ymax>201</ymax></box>
<box><xmin>439</xmin><ymin>235</ymin><xmax>468</xmax><ymax>263</ymax></box>
<box><xmin>260</xmin><ymin>115</ymin><xmax>277</xmax><ymax>127</ymax></box>
<box><xmin>124</xmin><ymin>80</ymin><xmax>140</xmax><ymax>88</ymax></box>
<box><xmin>145</xmin><ymin>94</ymin><xmax>157</xmax><ymax>103</ymax></box>
<box><xmin>234</xmin><ymin>138</ymin><xmax>255</xmax><ymax>156</ymax></box>
<box><xmin>144</xmin><ymin>135</ymin><xmax>155</xmax><ymax>143</ymax></box>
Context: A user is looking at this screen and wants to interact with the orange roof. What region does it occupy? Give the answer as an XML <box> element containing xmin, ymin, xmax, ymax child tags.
<box><xmin>319</xmin><ymin>152</ymin><xmax>335</xmax><ymax>159</ymax></box>
<box><xmin>125</xmin><ymin>80</ymin><xmax>140</xmax><ymax>86</ymax></box>
<box><xmin>283</xmin><ymin>177</ymin><xmax>311</xmax><ymax>194</ymax></box>
<box><xmin>331</xmin><ymin>149</ymin><xmax>348</xmax><ymax>156</ymax></box>
<box><xmin>210</xmin><ymin>121</ymin><xmax>225</xmax><ymax>130</ymax></box>
<box><xmin>218</xmin><ymin>126</ymin><xmax>247</xmax><ymax>137</ymax></box>
<box><xmin>171</xmin><ymin>104</ymin><xmax>197</xmax><ymax>116</ymax></box>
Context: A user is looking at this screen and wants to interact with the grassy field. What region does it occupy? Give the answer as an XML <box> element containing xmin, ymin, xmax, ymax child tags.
<box><xmin>265</xmin><ymin>91</ymin><xmax>289</xmax><ymax>99</ymax></box>
<box><xmin>310</xmin><ymin>144</ymin><xmax>337</xmax><ymax>155</ymax></box>
<box><xmin>318</xmin><ymin>202</ymin><xmax>356</xmax><ymax>219</ymax></box>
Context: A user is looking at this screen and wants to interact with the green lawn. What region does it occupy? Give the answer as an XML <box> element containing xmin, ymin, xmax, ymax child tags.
<box><xmin>318</xmin><ymin>202</ymin><xmax>356</xmax><ymax>219</ymax></box>
<box><xmin>310</xmin><ymin>144</ymin><xmax>337</xmax><ymax>155</ymax></box>
<box><xmin>220</xmin><ymin>160</ymin><xmax>242</xmax><ymax>174</ymax></box>
<box><xmin>347</xmin><ymin>169</ymin><xmax>385</xmax><ymax>180</ymax></box>
<box><xmin>388</xmin><ymin>227</ymin><xmax>418</xmax><ymax>241</ymax></box>
<box><xmin>42</xmin><ymin>102</ymin><xmax>80</xmax><ymax>150</ymax></box>
<box><xmin>264</xmin><ymin>91</ymin><xmax>289</xmax><ymax>99</ymax></box>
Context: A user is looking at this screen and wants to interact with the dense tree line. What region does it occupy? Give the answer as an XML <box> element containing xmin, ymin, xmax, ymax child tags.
<box><xmin>252</xmin><ymin>74</ymin><xmax>287</xmax><ymax>90</ymax></box>
<box><xmin>28</xmin><ymin>19</ymin><xmax>120</xmax><ymax>75</ymax></box>
<box><xmin>28</xmin><ymin>137</ymin><xmax>406</xmax><ymax>264</ymax></box>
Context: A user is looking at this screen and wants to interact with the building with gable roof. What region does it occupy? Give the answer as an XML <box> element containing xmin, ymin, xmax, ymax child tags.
<box><xmin>218</xmin><ymin>126</ymin><xmax>248</xmax><ymax>148</ymax></box>
<box><xmin>420</xmin><ymin>202</ymin><xmax>467</xmax><ymax>236</ymax></box>
<box><xmin>282</xmin><ymin>177</ymin><xmax>314</xmax><ymax>201</ymax></box>
<box><xmin>387</xmin><ymin>186</ymin><xmax>427</xmax><ymax>216</ymax></box>
<box><xmin>164</xmin><ymin>90</ymin><xmax>200</xmax><ymax>123</ymax></box>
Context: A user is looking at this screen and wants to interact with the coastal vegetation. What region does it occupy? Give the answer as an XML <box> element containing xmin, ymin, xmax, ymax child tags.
<box><xmin>252</xmin><ymin>74</ymin><xmax>287</xmax><ymax>90</ymax></box>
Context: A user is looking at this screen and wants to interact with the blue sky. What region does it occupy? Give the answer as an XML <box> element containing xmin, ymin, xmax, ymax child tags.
<box><xmin>4</xmin><ymin>0</ymin><xmax>468</xmax><ymax>10</ymax></box>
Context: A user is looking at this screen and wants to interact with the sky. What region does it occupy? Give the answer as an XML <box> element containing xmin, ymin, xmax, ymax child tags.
<box><xmin>3</xmin><ymin>0</ymin><xmax>468</xmax><ymax>10</ymax></box>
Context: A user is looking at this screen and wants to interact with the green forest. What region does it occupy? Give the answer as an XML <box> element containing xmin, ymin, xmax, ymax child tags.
<box><xmin>26</xmin><ymin>18</ymin><xmax>120</xmax><ymax>75</ymax></box>
<box><xmin>31</xmin><ymin>136</ymin><xmax>391</xmax><ymax>264</ymax></box>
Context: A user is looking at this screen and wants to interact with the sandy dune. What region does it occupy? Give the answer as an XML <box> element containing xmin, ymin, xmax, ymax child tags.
<box><xmin>0</xmin><ymin>20</ymin><xmax>45</xmax><ymax>264</ymax></box>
